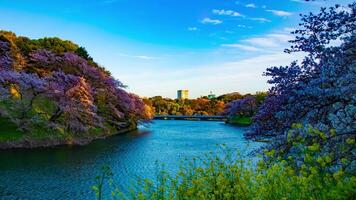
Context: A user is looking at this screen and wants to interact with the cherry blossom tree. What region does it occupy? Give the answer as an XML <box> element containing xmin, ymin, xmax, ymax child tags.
<box><xmin>46</xmin><ymin>71</ymin><xmax>101</xmax><ymax>133</ymax></box>
<box><xmin>0</xmin><ymin>69</ymin><xmax>47</xmax><ymax>130</ymax></box>
<box><xmin>0</xmin><ymin>40</ymin><xmax>12</xmax><ymax>70</ymax></box>
<box><xmin>223</xmin><ymin>96</ymin><xmax>257</xmax><ymax>117</ymax></box>
<box><xmin>1</xmin><ymin>30</ymin><xmax>152</xmax><ymax>137</ymax></box>
<box><xmin>248</xmin><ymin>2</ymin><xmax>356</xmax><ymax>167</ymax></box>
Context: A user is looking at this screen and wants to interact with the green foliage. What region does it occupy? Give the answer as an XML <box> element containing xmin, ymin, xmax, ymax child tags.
<box><xmin>228</xmin><ymin>116</ymin><xmax>252</xmax><ymax>126</ymax></box>
<box><xmin>92</xmin><ymin>165</ymin><xmax>114</xmax><ymax>200</ymax></box>
<box><xmin>95</xmin><ymin>151</ymin><xmax>355</xmax><ymax>200</ymax></box>
<box><xmin>254</xmin><ymin>91</ymin><xmax>267</xmax><ymax>105</ymax></box>
<box><xmin>1</xmin><ymin>30</ymin><xmax>98</xmax><ymax>64</ymax></box>
<box><xmin>147</xmin><ymin>92</ymin><xmax>267</xmax><ymax>117</ymax></box>
<box><xmin>16</xmin><ymin>36</ymin><xmax>79</xmax><ymax>54</ymax></box>
<box><xmin>223</xmin><ymin>94</ymin><xmax>267</xmax><ymax>126</ymax></box>
<box><xmin>217</xmin><ymin>92</ymin><xmax>243</xmax><ymax>103</ymax></box>
<box><xmin>146</xmin><ymin>96</ymin><xmax>225</xmax><ymax>116</ymax></box>
<box><xmin>0</xmin><ymin>116</ymin><xmax>23</xmax><ymax>142</ymax></box>
<box><xmin>75</xmin><ymin>46</ymin><xmax>93</xmax><ymax>60</ymax></box>
<box><xmin>265</xmin><ymin>124</ymin><xmax>355</xmax><ymax>173</ymax></box>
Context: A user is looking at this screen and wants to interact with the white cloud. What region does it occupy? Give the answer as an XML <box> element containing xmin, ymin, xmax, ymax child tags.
<box><xmin>267</xmin><ymin>9</ymin><xmax>293</xmax><ymax>16</ymax></box>
<box><xmin>118</xmin><ymin>53</ymin><xmax>159</xmax><ymax>60</ymax></box>
<box><xmin>290</xmin><ymin>0</ymin><xmax>322</xmax><ymax>5</ymax></box>
<box><xmin>188</xmin><ymin>27</ymin><xmax>199</xmax><ymax>31</ymax></box>
<box><xmin>135</xmin><ymin>55</ymin><xmax>158</xmax><ymax>60</ymax></box>
<box><xmin>243</xmin><ymin>37</ymin><xmax>280</xmax><ymax>48</ymax></box>
<box><xmin>267</xmin><ymin>34</ymin><xmax>294</xmax><ymax>42</ymax></box>
<box><xmin>243</xmin><ymin>34</ymin><xmax>293</xmax><ymax>48</ymax></box>
<box><xmin>221</xmin><ymin>31</ymin><xmax>294</xmax><ymax>52</ymax></box>
<box><xmin>212</xmin><ymin>9</ymin><xmax>244</xmax><ymax>17</ymax></box>
<box><xmin>221</xmin><ymin>44</ymin><xmax>263</xmax><ymax>52</ymax></box>
<box><xmin>245</xmin><ymin>3</ymin><xmax>257</xmax><ymax>8</ymax></box>
<box><xmin>284</xmin><ymin>27</ymin><xmax>296</xmax><ymax>32</ymax></box>
<box><xmin>201</xmin><ymin>17</ymin><xmax>222</xmax><ymax>25</ymax></box>
<box><xmin>250</xmin><ymin>17</ymin><xmax>271</xmax><ymax>22</ymax></box>
<box><xmin>237</xmin><ymin>24</ymin><xmax>252</xmax><ymax>29</ymax></box>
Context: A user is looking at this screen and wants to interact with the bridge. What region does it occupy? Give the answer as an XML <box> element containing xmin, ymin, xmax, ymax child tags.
<box><xmin>154</xmin><ymin>115</ymin><xmax>227</xmax><ymax>121</ymax></box>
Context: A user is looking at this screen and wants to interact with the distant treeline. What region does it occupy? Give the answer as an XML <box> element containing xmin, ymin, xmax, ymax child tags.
<box><xmin>143</xmin><ymin>92</ymin><xmax>267</xmax><ymax>116</ymax></box>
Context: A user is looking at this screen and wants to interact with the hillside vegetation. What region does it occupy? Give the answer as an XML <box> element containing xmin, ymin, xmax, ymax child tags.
<box><xmin>0</xmin><ymin>31</ymin><xmax>153</xmax><ymax>148</ymax></box>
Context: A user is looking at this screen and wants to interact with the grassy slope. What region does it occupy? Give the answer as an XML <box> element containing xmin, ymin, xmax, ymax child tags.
<box><xmin>0</xmin><ymin>115</ymin><xmax>116</xmax><ymax>145</ymax></box>
<box><xmin>228</xmin><ymin>116</ymin><xmax>252</xmax><ymax>126</ymax></box>
<box><xmin>0</xmin><ymin>117</ymin><xmax>23</xmax><ymax>142</ymax></box>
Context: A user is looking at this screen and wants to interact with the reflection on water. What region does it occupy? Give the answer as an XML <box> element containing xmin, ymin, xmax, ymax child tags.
<box><xmin>0</xmin><ymin>120</ymin><xmax>259</xmax><ymax>200</ymax></box>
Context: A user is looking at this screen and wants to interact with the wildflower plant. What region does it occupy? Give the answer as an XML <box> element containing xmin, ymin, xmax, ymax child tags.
<box><xmin>94</xmin><ymin>133</ymin><xmax>355</xmax><ymax>200</ymax></box>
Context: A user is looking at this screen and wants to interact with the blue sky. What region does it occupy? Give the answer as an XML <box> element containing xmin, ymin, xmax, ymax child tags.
<box><xmin>0</xmin><ymin>0</ymin><xmax>351</xmax><ymax>98</ymax></box>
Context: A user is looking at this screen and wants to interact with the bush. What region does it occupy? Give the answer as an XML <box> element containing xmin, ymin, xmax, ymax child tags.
<box><xmin>228</xmin><ymin>116</ymin><xmax>252</xmax><ymax>126</ymax></box>
<box><xmin>263</xmin><ymin>124</ymin><xmax>355</xmax><ymax>174</ymax></box>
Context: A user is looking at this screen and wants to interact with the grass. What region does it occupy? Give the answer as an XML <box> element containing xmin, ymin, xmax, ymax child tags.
<box><xmin>228</xmin><ymin>116</ymin><xmax>252</xmax><ymax>126</ymax></box>
<box><xmin>0</xmin><ymin>114</ymin><xmax>117</xmax><ymax>144</ymax></box>
<box><xmin>0</xmin><ymin>117</ymin><xmax>23</xmax><ymax>142</ymax></box>
<box><xmin>0</xmin><ymin>117</ymin><xmax>71</xmax><ymax>143</ymax></box>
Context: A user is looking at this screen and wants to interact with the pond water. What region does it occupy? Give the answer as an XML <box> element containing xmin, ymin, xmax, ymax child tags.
<box><xmin>0</xmin><ymin>120</ymin><xmax>260</xmax><ymax>200</ymax></box>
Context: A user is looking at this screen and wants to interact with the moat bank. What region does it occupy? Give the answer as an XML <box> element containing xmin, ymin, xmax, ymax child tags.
<box><xmin>0</xmin><ymin>126</ymin><xmax>136</xmax><ymax>150</ymax></box>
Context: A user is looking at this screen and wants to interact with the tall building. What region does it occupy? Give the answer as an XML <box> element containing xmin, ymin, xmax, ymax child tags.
<box><xmin>177</xmin><ymin>90</ymin><xmax>189</xmax><ymax>99</ymax></box>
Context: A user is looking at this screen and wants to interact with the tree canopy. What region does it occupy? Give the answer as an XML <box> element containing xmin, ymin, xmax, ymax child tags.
<box><xmin>247</xmin><ymin>3</ymin><xmax>355</xmax><ymax>169</ymax></box>
<box><xmin>0</xmin><ymin>31</ymin><xmax>152</xmax><ymax>142</ymax></box>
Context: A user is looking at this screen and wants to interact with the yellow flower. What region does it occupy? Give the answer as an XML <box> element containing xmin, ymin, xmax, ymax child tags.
<box><xmin>9</xmin><ymin>85</ymin><xmax>21</xmax><ymax>99</ymax></box>
<box><xmin>307</xmin><ymin>144</ymin><xmax>320</xmax><ymax>152</ymax></box>
<box><xmin>333</xmin><ymin>170</ymin><xmax>344</xmax><ymax>181</ymax></box>
<box><xmin>346</xmin><ymin>138</ymin><xmax>355</xmax><ymax>145</ymax></box>
<box><xmin>341</xmin><ymin>158</ymin><xmax>348</xmax><ymax>165</ymax></box>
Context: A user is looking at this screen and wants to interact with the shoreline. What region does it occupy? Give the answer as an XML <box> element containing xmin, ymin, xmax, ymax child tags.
<box><xmin>0</xmin><ymin>126</ymin><xmax>137</xmax><ymax>150</ymax></box>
